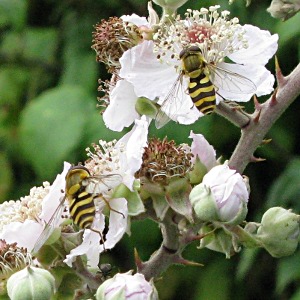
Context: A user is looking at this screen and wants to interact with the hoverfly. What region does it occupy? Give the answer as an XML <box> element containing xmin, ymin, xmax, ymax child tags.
<box><xmin>155</xmin><ymin>45</ymin><xmax>256</xmax><ymax>128</ymax></box>
<box><xmin>33</xmin><ymin>165</ymin><xmax>123</xmax><ymax>253</ymax></box>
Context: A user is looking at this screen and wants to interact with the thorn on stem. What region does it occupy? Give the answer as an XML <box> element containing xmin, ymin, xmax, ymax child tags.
<box><xmin>275</xmin><ymin>56</ymin><xmax>285</xmax><ymax>86</ymax></box>
<box><xmin>269</xmin><ymin>88</ymin><xmax>278</xmax><ymax>106</ymax></box>
<box><xmin>253</xmin><ymin>108</ymin><xmax>262</xmax><ymax>123</ymax></box>
<box><xmin>134</xmin><ymin>248</ymin><xmax>144</xmax><ymax>271</ymax></box>
<box><xmin>262</xmin><ymin>138</ymin><xmax>272</xmax><ymax>145</ymax></box>
<box><xmin>250</xmin><ymin>155</ymin><xmax>266</xmax><ymax>163</ymax></box>
<box><xmin>174</xmin><ymin>256</ymin><xmax>204</xmax><ymax>267</ymax></box>
<box><xmin>253</xmin><ymin>95</ymin><xmax>261</xmax><ymax>111</ymax></box>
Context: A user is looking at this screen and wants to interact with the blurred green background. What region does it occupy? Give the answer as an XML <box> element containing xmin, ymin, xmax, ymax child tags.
<box><xmin>1</xmin><ymin>0</ymin><xmax>300</xmax><ymax>299</ymax></box>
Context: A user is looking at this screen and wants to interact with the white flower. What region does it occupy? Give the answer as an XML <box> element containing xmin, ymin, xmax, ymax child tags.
<box><xmin>202</xmin><ymin>163</ymin><xmax>249</xmax><ymax>223</ymax></box>
<box><xmin>102</xmin><ymin>11</ymin><xmax>157</xmax><ymax>132</ymax></box>
<box><xmin>64</xmin><ymin>118</ymin><xmax>148</xmax><ymax>267</ymax></box>
<box><xmin>64</xmin><ymin>197</ymin><xmax>128</xmax><ymax>268</ymax></box>
<box><xmin>0</xmin><ymin>162</ymin><xmax>70</xmax><ymax>251</ymax></box>
<box><xmin>114</xmin><ymin>6</ymin><xmax>278</xmax><ymax>127</ymax></box>
<box><xmin>95</xmin><ymin>271</ymin><xmax>158</xmax><ymax>300</ymax></box>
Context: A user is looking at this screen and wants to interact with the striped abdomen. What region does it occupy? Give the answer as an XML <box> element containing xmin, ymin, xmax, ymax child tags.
<box><xmin>68</xmin><ymin>188</ymin><xmax>95</xmax><ymax>230</ymax></box>
<box><xmin>188</xmin><ymin>71</ymin><xmax>216</xmax><ymax>114</ymax></box>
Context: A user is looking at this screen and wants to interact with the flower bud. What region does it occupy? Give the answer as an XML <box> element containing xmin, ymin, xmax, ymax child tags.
<box><xmin>189</xmin><ymin>183</ymin><xmax>219</xmax><ymax>222</ymax></box>
<box><xmin>256</xmin><ymin>207</ymin><xmax>300</xmax><ymax>257</ymax></box>
<box><xmin>7</xmin><ymin>266</ymin><xmax>55</xmax><ymax>300</ymax></box>
<box><xmin>267</xmin><ymin>0</ymin><xmax>300</xmax><ymax>21</ymax></box>
<box><xmin>201</xmin><ymin>164</ymin><xmax>249</xmax><ymax>224</ymax></box>
<box><xmin>96</xmin><ymin>271</ymin><xmax>158</xmax><ymax>300</ymax></box>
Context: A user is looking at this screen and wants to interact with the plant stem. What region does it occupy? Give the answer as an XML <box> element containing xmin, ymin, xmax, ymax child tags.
<box><xmin>228</xmin><ymin>62</ymin><xmax>300</xmax><ymax>173</ymax></box>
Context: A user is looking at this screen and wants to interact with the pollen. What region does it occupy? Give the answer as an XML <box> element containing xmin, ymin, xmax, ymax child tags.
<box><xmin>92</xmin><ymin>17</ymin><xmax>143</xmax><ymax>73</ymax></box>
<box><xmin>138</xmin><ymin>138</ymin><xmax>193</xmax><ymax>185</ymax></box>
<box><xmin>153</xmin><ymin>5</ymin><xmax>249</xmax><ymax>65</ymax></box>
<box><xmin>0</xmin><ymin>183</ymin><xmax>49</xmax><ymax>231</ymax></box>
<box><xmin>85</xmin><ymin>140</ymin><xmax>124</xmax><ymax>177</ymax></box>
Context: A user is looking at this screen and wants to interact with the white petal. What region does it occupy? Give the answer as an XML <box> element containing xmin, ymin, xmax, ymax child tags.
<box><xmin>121</xmin><ymin>14</ymin><xmax>148</xmax><ymax>26</ymax></box>
<box><xmin>117</xmin><ymin>116</ymin><xmax>149</xmax><ymax>190</ymax></box>
<box><xmin>64</xmin><ymin>230</ymin><xmax>101</xmax><ymax>268</ymax></box>
<box><xmin>103</xmin><ymin>80</ymin><xmax>139</xmax><ymax>132</ymax></box>
<box><xmin>119</xmin><ymin>41</ymin><xmax>179</xmax><ymax>100</ymax></box>
<box><xmin>1</xmin><ymin>220</ymin><xmax>43</xmax><ymax>251</ymax></box>
<box><xmin>40</xmin><ymin>162</ymin><xmax>71</xmax><ymax>223</ymax></box>
<box><xmin>104</xmin><ymin>198</ymin><xmax>128</xmax><ymax>249</ymax></box>
<box><xmin>216</xmin><ymin>62</ymin><xmax>274</xmax><ymax>101</ymax></box>
<box><xmin>228</xmin><ymin>24</ymin><xmax>278</xmax><ymax>66</ymax></box>
<box><xmin>189</xmin><ymin>131</ymin><xmax>217</xmax><ymax>170</ymax></box>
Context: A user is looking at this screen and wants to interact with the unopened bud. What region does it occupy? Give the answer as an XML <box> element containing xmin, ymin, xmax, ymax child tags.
<box><xmin>267</xmin><ymin>0</ymin><xmax>300</xmax><ymax>21</ymax></box>
<box><xmin>7</xmin><ymin>266</ymin><xmax>55</xmax><ymax>300</ymax></box>
<box><xmin>96</xmin><ymin>271</ymin><xmax>158</xmax><ymax>300</ymax></box>
<box><xmin>257</xmin><ymin>207</ymin><xmax>300</xmax><ymax>257</ymax></box>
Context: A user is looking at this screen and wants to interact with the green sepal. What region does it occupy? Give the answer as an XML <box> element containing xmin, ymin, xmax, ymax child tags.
<box><xmin>165</xmin><ymin>177</ymin><xmax>193</xmax><ymax>223</ymax></box>
<box><xmin>135</xmin><ymin>97</ymin><xmax>158</xmax><ymax>119</ymax></box>
<box><xmin>189</xmin><ymin>156</ymin><xmax>208</xmax><ymax>185</ymax></box>
<box><xmin>112</xmin><ymin>183</ymin><xmax>145</xmax><ymax>216</ymax></box>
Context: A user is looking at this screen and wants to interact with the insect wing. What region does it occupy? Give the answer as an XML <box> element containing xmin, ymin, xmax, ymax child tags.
<box><xmin>155</xmin><ymin>74</ymin><xmax>186</xmax><ymax>129</ymax></box>
<box><xmin>83</xmin><ymin>174</ymin><xmax>123</xmax><ymax>195</ymax></box>
<box><xmin>208</xmin><ymin>64</ymin><xmax>256</xmax><ymax>94</ymax></box>
<box><xmin>32</xmin><ymin>195</ymin><xmax>66</xmax><ymax>253</ymax></box>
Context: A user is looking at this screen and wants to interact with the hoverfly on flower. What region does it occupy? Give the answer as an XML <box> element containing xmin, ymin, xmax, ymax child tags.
<box><xmin>33</xmin><ymin>165</ymin><xmax>123</xmax><ymax>253</ymax></box>
<box><xmin>155</xmin><ymin>45</ymin><xmax>257</xmax><ymax>128</ymax></box>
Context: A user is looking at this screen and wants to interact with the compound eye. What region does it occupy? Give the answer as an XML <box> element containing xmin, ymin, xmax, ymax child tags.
<box><xmin>179</xmin><ymin>48</ymin><xmax>186</xmax><ymax>59</ymax></box>
<box><xmin>188</xmin><ymin>45</ymin><xmax>201</xmax><ymax>52</ymax></box>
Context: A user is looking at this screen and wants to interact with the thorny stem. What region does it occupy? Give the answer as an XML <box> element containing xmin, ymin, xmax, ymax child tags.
<box><xmin>73</xmin><ymin>256</ymin><xmax>102</xmax><ymax>290</ymax></box>
<box><xmin>227</xmin><ymin>62</ymin><xmax>300</xmax><ymax>173</ymax></box>
<box><xmin>137</xmin><ymin>210</ymin><xmax>183</xmax><ymax>280</ymax></box>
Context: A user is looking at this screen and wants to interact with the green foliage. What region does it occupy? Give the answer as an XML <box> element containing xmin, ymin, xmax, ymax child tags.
<box><xmin>1</xmin><ymin>0</ymin><xmax>300</xmax><ymax>299</ymax></box>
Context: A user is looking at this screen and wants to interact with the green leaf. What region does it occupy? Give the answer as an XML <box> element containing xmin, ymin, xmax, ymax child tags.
<box><xmin>0</xmin><ymin>66</ymin><xmax>29</xmax><ymax>105</ymax></box>
<box><xmin>193</xmin><ymin>259</ymin><xmax>231</xmax><ymax>300</ymax></box>
<box><xmin>276</xmin><ymin>252</ymin><xmax>300</xmax><ymax>294</ymax></box>
<box><xmin>266</xmin><ymin>157</ymin><xmax>300</xmax><ymax>210</ymax></box>
<box><xmin>1</xmin><ymin>28</ymin><xmax>58</xmax><ymax>64</ymax></box>
<box><xmin>236</xmin><ymin>248</ymin><xmax>259</xmax><ymax>280</ymax></box>
<box><xmin>0</xmin><ymin>0</ymin><xmax>27</xmax><ymax>30</ymax></box>
<box><xmin>275</xmin><ymin>13</ymin><xmax>300</xmax><ymax>46</ymax></box>
<box><xmin>0</xmin><ymin>153</ymin><xmax>13</xmax><ymax>203</ymax></box>
<box><xmin>19</xmin><ymin>85</ymin><xmax>94</xmax><ymax>178</ymax></box>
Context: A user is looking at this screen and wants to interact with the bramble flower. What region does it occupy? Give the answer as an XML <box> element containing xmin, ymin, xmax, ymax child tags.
<box><xmin>64</xmin><ymin>117</ymin><xmax>149</xmax><ymax>267</ymax></box>
<box><xmin>0</xmin><ymin>162</ymin><xmax>70</xmax><ymax>252</ymax></box>
<box><xmin>95</xmin><ymin>270</ymin><xmax>158</xmax><ymax>300</ymax></box>
<box><xmin>190</xmin><ymin>163</ymin><xmax>249</xmax><ymax>224</ymax></box>
<box><xmin>115</xmin><ymin>5</ymin><xmax>278</xmax><ymax>129</ymax></box>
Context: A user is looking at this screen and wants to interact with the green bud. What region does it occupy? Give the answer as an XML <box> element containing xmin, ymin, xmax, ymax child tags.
<box><xmin>257</xmin><ymin>207</ymin><xmax>300</xmax><ymax>257</ymax></box>
<box><xmin>7</xmin><ymin>266</ymin><xmax>55</xmax><ymax>300</ymax></box>
<box><xmin>135</xmin><ymin>97</ymin><xmax>158</xmax><ymax>119</ymax></box>
<box><xmin>189</xmin><ymin>183</ymin><xmax>219</xmax><ymax>222</ymax></box>
<box><xmin>113</xmin><ymin>183</ymin><xmax>145</xmax><ymax>216</ymax></box>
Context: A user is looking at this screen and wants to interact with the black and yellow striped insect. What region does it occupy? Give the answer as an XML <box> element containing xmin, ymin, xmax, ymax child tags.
<box><xmin>155</xmin><ymin>45</ymin><xmax>256</xmax><ymax>128</ymax></box>
<box><xmin>33</xmin><ymin>165</ymin><xmax>122</xmax><ymax>253</ymax></box>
